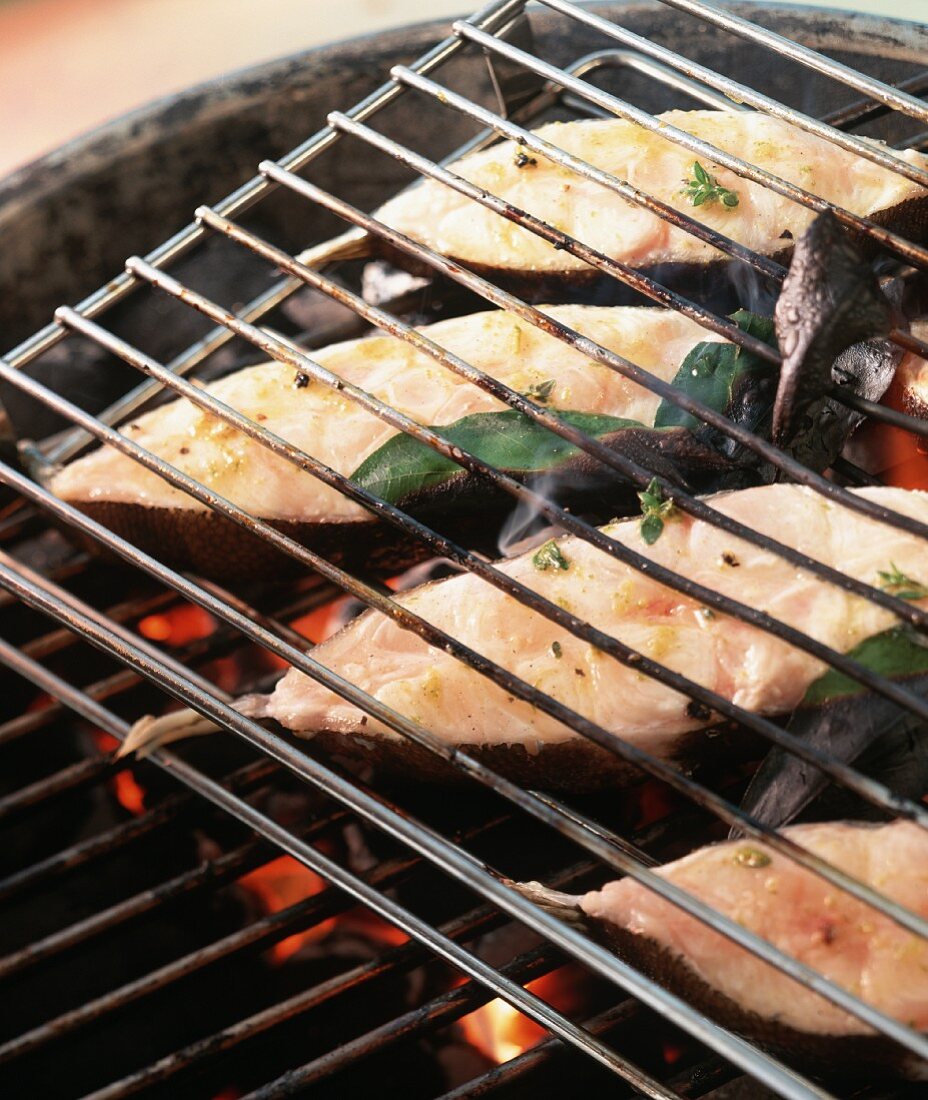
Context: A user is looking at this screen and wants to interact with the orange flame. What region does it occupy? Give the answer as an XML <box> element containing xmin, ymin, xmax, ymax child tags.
<box><xmin>112</xmin><ymin>769</ymin><xmax>147</xmax><ymax>816</ymax></box>
<box><xmin>458</xmin><ymin>967</ymin><xmax>579</xmax><ymax>1064</ymax></box>
<box><xmin>237</xmin><ymin>856</ymin><xmax>334</xmax><ymax>963</ymax></box>
<box><xmin>856</xmin><ymin>369</ymin><xmax>928</xmax><ymax>490</ymax></box>
<box><xmin>138</xmin><ymin>604</ymin><xmax>216</xmax><ymax>645</ymax></box>
<box><xmin>340</xmin><ymin>908</ymin><xmax>409</xmax><ymax>948</ymax></box>
<box><xmin>91</xmin><ymin>728</ymin><xmax>149</xmax><ymax>815</ymax></box>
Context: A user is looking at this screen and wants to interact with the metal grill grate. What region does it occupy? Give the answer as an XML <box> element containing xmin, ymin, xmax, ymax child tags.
<box><xmin>2</xmin><ymin>2</ymin><xmax>928</xmax><ymax>1096</ymax></box>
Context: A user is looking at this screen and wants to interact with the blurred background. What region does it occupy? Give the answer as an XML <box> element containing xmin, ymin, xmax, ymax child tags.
<box><xmin>0</xmin><ymin>0</ymin><xmax>910</xmax><ymax>179</ymax></box>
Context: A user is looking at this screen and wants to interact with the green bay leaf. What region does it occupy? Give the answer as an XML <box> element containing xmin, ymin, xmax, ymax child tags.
<box><xmin>801</xmin><ymin>627</ymin><xmax>928</xmax><ymax>707</ymax></box>
<box><xmin>653</xmin><ymin>309</ymin><xmax>777</xmax><ymax>432</ymax></box>
<box><xmin>348</xmin><ymin>409</ymin><xmax>645</xmax><ymax>506</ymax></box>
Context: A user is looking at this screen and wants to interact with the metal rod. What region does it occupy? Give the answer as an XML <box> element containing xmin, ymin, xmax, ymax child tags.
<box><xmin>33</xmin><ymin>310</ymin><xmax>928</xmax><ymax>842</ymax></box>
<box><xmin>437</xmin><ymin>999</ymin><xmax>644</xmax><ymax>1100</ymax></box>
<box><xmin>651</xmin><ymin>0</ymin><xmax>928</xmax><ymax>125</ymax></box>
<box><xmin>0</xmin><ymin>552</ymin><xmax>831</xmax><ymax>1099</ymax></box>
<box><xmin>0</xmin><ymin>760</ymin><xmax>276</xmax><ymax>905</ymax></box>
<box><xmin>265</xmin><ymin>151</ymin><xmax>928</xmax><ymax>572</ymax></box>
<box><xmin>571</xmin><ymin>48</ymin><xmax>749</xmax><ymax>114</ymax></box>
<box><xmin>0</xmin><ymin>755</ymin><xmax>117</xmax><ymax>823</ymax></box>
<box><xmin>539</xmin><ymin>0</ymin><xmax>928</xmax><ymax>187</ymax></box>
<box><xmin>32</xmin><ymin>0</ymin><xmax>528</xmax><ymax>468</ymax></box>
<box><xmin>454</xmin><ymin>21</ymin><xmax>928</xmax><ymax>269</ymax></box>
<box><xmin>0</xmin><ymin>814</ymin><xmax>346</xmax><ymax>983</ymax></box>
<box><xmin>2</xmin><ymin>479</ymin><xmax>926</xmax><ymax>1057</ymax></box>
<box><xmin>822</xmin><ymin>72</ymin><xmax>928</xmax><ymax>130</ymax></box>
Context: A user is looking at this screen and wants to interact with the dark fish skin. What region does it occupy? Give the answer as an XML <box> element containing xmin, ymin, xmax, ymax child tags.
<box><xmin>734</xmin><ymin>673</ymin><xmax>928</xmax><ymax>836</ymax></box>
<box><xmin>772</xmin><ymin>211</ymin><xmax>898</xmax><ymax>446</ymax></box>
<box><xmin>512</xmin><ymin>827</ymin><xmax>928</xmax><ymax>1082</ymax></box>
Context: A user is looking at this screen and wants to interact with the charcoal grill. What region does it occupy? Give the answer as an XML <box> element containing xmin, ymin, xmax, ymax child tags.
<box><xmin>3</xmin><ymin>2</ymin><xmax>928</xmax><ymax>1096</ymax></box>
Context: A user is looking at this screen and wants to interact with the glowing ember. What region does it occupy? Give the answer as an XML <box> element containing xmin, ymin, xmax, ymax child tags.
<box><xmin>91</xmin><ymin>729</ymin><xmax>149</xmax><ymax>815</ymax></box>
<box><xmin>852</xmin><ymin>371</ymin><xmax>928</xmax><ymax>491</ymax></box>
<box><xmin>112</xmin><ymin>769</ymin><xmax>147</xmax><ymax>816</ymax></box>
<box><xmin>340</xmin><ymin>908</ymin><xmax>409</xmax><ymax>948</ymax></box>
<box><xmin>662</xmin><ymin>1039</ymin><xmax>685</xmax><ymax>1065</ymax></box>
<box><xmin>237</xmin><ymin>856</ymin><xmax>334</xmax><ymax>963</ymax></box>
<box><xmin>138</xmin><ymin>604</ymin><xmax>216</xmax><ymax>645</ymax></box>
<box><xmin>458</xmin><ymin>968</ymin><xmax>578</xmax><ymax>1064</ymax></box>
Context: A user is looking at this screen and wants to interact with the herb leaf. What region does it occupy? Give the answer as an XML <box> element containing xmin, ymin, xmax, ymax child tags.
<box><xmin>637</xmin><ymin>477</ymin><xmax>676</xmax><ymax>545</ymax></box>
<box><xmin>682</xmin><ymin>161</ymin><xmax>740</xmax><ymax>210</ymax></box>
<box><xmin>653</xmin><ymin>310</ymin><xmax>778</xmax><ymax>435</ymax></box>
<box><xmin>802</xmin><ymin>627</ymin><xmax>928</xmax><ymax>706</ymax></box>
<box><xmin>533</xmin><ymin>540</ymin><xmax>570</xmax><ymax>572</ymax></box>
<box><xmin>876</xmin><ymin>563</ymin><xmax>928</xmax><ymax>601</ymax></box>
<box><xmin>349</xmin><ymin>409</ymin><xmax>644</xmax><ymax>506</ymax></box>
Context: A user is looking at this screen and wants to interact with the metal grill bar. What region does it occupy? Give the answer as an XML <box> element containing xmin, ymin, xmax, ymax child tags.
<box><xmin>823</xmin><ymin>71</ymin><xmax>928</xmax><ymax>129</ymax></box>
<box><xmin>2</xmin><ymin>466</ymin><xmax>927</xmax><ymax>1061</ymax></box>
<box><xmin>262</xmin><ymin>139</ymin><xmax>928</xmax><ymax>558</ymax></box>
<box><xmin>0</xmin><ymin>755</ymin><xmax>117</xmax><ymax>822</ymax></box>
<box><xmin>123</xmin><ymin>222</ymin><xmax>928</xmax><ymax>692</ymax></box>
<box><xmin>0</xmin><ymin>760</ymin><xmax>276</xmax><ymax>905</ymax></box>
<box><xmin>0</xmin><ymin>578</ymin><xmax>334</xmax><ymax>749</ymax></box>
<box><xmin>2</xmin><ymin>4</ymin><xmax>928</xmax><ymax>1095</ymax></box>
<box><xmin>653</xmin><ymin>0</ymin><xmax>928</xmax><ymax>124</ymax></box>
<box><xmin>0</xmin><ymin>555</ymin><xmax>831</xmax><ymax>1100</ymax></box>
<box><xmin>8</xmin><ymin>375</ymin><xmax>928</xmax><ymax>923</ymax></box>
<box><xmin>572</xmin><ymin>48</ymin><xmax>749</xmax><ymax>114</ymax></box>
<box><xmin>542</xmin><ymin>0</ymin><xmax>928</xmax><ymax>186</ymax></box>
<box><xmin>457</xmin><ymin>20</ymin><xmax>928</xmax><ymax>268</ymax></box>
<box><xmin>0</xmin><ymin>0</ymin><xmax>527</xmax><ymax>383</ymax></box>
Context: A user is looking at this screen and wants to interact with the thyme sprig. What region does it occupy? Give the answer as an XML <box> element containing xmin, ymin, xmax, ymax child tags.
<box><xmin>877</xmin><ymin>563</ymin><xmax>928</xmax><ymax>601</ymax></box>
<box><xmin>638</xmin><ymin>478</ymin><xmax>677</xmax><ymax>546</ymax></box>
<box><xmin>682</xmin><ymin>161</ymin><xmax>739</xmax><ymax>209</ymax></box>
<box><xmin>533</xmin><ymin>540</ymin><xmax>570</xmax><ymax>572</ymax></box>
